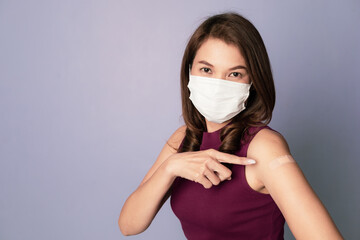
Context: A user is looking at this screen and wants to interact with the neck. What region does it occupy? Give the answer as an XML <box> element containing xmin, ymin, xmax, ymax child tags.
<box><xmin>205</xmin><ymin>119</ymin><xmax>231</xmax><ymax>133</ymax></box>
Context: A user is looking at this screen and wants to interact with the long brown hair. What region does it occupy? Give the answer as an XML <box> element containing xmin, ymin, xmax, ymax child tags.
<box><xmin>178</xmin><ymin>12</ymin><xmax>275</xmax><ymax>154</ymax></box>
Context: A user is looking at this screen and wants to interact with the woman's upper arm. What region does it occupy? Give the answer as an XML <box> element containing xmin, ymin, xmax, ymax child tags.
<box><xmin>247</xmin><ymin>129</ymin><xmax>343</xmax><ymax>240</ymax></box>
<box><xmin>139</xmin><ymin>125</ymin><xmax>186</xmax><ymax>186</ymax></box>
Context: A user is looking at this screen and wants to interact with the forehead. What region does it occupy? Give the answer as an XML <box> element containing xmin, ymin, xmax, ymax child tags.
<box><xmin>193</xmin><ymin>38</ymin><xmax>246</xmax><ymax>67</ymax></box>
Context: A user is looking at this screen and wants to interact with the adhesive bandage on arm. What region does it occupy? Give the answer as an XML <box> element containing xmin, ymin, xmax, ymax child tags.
<box><xmin>268</xmin><ymin>155</ymin><xmax>296</xmax><ymax>170</ymax></box>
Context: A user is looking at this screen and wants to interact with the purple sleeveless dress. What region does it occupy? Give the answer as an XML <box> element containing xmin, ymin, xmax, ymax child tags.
<box><xmin>170</xmin><ymin>125</ymin><xmax>285</xmax><ymax>240</ymax></box>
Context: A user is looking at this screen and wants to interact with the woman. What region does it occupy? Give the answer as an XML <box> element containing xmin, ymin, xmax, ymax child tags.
<box><xmin>119</xmin><ymin>12</ymin><xmax>343</xmax><ymax>239</ymax></box>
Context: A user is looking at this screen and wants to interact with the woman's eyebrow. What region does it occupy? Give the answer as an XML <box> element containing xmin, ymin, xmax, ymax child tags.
<box><xmin>229</xmin><ymin>65</ymin><xmax>247</xmax><ymax>71</ymax></box>
<box><xmin>197</xmin><ymin>60</ymin><xmax>247</xmax><ymax>71</ymax></box>
<box><xmin>198</xmin><ymin>60</ymin><xmax>214</xmax><ymax>67</ymax></box>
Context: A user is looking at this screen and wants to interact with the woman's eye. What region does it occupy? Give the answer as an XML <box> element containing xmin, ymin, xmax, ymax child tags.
<box><xmin>230</xmin><ymin>72</ymin><xmax>242</xmax><ymax>78</ymax></box>
<box><xmin>200</xmin><ymin>67</ymin><xmax>211</xmax><ymax>73</ymax></box>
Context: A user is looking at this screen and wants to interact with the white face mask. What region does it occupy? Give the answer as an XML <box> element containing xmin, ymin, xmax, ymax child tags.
<box><xmin>188</xmin><ymin>74</ymin><xmax>252</xmax><ymax>124</ymax></box>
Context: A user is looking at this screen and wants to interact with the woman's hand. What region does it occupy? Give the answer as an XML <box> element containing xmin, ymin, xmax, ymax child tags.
<box><xmin>119</xmin><ymin>126</ymin><xmax>255</xmax><ymax>236</ymax></box>
<box><xmin>164</xmin><ymin>149</ymin><xmax>256</xmax><ymax>189</ymax></box>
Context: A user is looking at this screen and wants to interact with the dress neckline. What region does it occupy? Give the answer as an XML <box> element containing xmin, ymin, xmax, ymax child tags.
<box><xmin>204</xmin><ymin>120</ymin><xmax>233</xmax><ymax>135</ymax></box>
<box><xmin>203</xmin><ymin>126</ymin><xmax>223</xmax><ymax>136</ymax></box>
<box><xmin>201</xmin><ymin>125</ymin><xmax>225</xmax><ymax>149</ymax></box>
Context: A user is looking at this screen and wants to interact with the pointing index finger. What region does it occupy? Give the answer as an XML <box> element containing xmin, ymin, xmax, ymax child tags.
<box><xmin>207</xmin><ymin>149</ymin><xmax>256</xmax><ymax>165</ymax></box>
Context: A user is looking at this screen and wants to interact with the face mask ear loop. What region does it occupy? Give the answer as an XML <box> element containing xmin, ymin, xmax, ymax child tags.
<box><xmin>248</xmin><ymin>81</ymin><xmax>253</xmax><ymax>93</ymax></box>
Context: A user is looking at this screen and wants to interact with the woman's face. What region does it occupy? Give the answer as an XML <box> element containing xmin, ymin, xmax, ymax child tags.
<box><xmin>190</xmin><ymin>38</ymin><xmax>250</xmax><ymax>84</ymax></box>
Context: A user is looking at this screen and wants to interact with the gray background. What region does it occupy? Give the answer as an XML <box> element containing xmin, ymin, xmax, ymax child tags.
<box><xmin>0</xmin><ymin>0</ymin><xmax>359</xmax><ymax>239</ymax></box>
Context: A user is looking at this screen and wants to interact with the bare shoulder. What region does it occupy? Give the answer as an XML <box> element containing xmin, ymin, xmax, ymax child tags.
<box><xmin>139</xmin><ymin>125</ymin><xmax>186</xmax><ymax>186</ymax></box>
<box><xmin>247</xmin><ymin>128</ymin><xmax>343</xmax><ymax>239</ymax></box>
<box><xmin>166</xmin><ymin>125</ymin><xmax>187</xmax><ymax>151</ymax></box>
<box><xmin>247</xmin><ymin>128</ymin><xmax>291</xmax><ymax>165</ymax></box>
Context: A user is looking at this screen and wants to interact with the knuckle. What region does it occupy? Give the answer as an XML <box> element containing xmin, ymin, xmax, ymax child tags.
<box><xmin>205</xmin><ymin>158</ymin><xmax>213</xmax><ymax>166</ymax></box>
<box><xmin>223</xmin><ymin>170</ymin><xmax>232</xmax><ymax>179</ymax></box>
<box><xmin>199</xmin><ymin>165</ymin><xmax>206</xmax><ymax>174</ymax></box>
<box><xmin>193</xmin><ymin>172</ymin><xmax>200</xmax><ymax>182</ymax></box>
<box><xmin>206</xmin><ymin>149</ymin><xmax>215</xmax><ymax>155</ymax></box>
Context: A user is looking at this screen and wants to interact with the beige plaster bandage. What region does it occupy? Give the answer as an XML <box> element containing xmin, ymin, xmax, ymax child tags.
<box><xmin>268</xmin><ymin>155</ymin><xmax>296</xmax><ymax>170</ymax></box>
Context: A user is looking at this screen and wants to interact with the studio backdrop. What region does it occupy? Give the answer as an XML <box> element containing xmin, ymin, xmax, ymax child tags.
<box><xmin>0</xmin><ymin>0</ymin><xmax>359</xmax><ymax>239</ymax></box>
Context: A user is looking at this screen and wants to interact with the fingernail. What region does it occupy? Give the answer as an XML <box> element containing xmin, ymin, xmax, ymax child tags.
<box><xmin>227</xmin><ymin>177</ymin><xmax>232</xmax><ymax>180</ymax></box>
<box><xmin>247</xmin><ymin>159</ymin><xmax>256</xmax><ymax>164</ymax></box>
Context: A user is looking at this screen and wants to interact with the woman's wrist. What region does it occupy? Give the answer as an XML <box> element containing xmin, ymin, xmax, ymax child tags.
<box><xmin>161</xmin><ymin>156</ymin><xmax>178</xmax><ymax>181</ymax></box>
